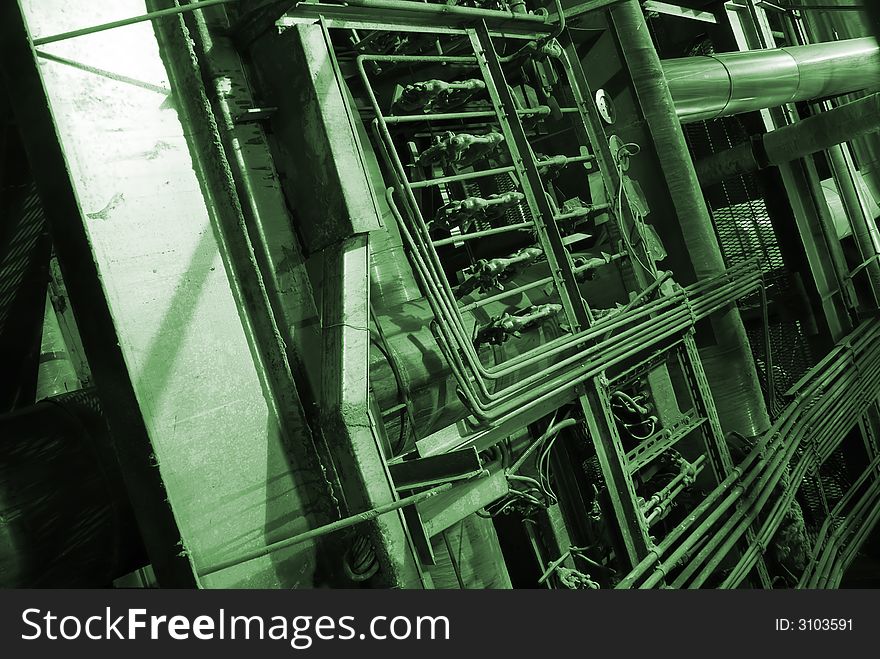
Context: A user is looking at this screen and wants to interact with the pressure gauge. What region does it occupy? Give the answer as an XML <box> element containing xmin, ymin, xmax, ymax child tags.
<box><xmin>595</xmin><ymin>89</ymin><xmax>616</xmax><ymax>125</ymax></box>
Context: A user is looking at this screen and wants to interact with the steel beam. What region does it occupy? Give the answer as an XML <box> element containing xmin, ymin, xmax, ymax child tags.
<box><xmin>320</xmin><ymin>234</ymin><xmax>427</xmax><ymax>588</ymax></box>
<box><xmin>644</xmin><ymin>1</ymin><xmax>717</xmax><ymax>23</ymax></box>
<box><xmin>1</xmin><ymin>0</ymin><xmax>195</xmax><ymax>586</ymax></box>
<box><xmin>696</xmin><ymin>93</ymin><xmax>880</xmax><ymax>186</ymax></box>
<box><xmin>4</xmin><ymin>0</ymin><xmax>344</xmax><ymax>588</ymax></box>
<box><xmin>248</xmin><ymin>23</ymin><xmax>382</xmax><ymax>253</ymax></box>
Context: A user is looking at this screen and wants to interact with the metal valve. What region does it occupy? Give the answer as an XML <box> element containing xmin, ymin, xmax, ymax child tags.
<box><xmin>474</xmin><ymin>303</ymin><xmax>563</xmax><ymax>348</ymax></box>
<box><xmin>536</xmin><ymin>154</ymin><xmax>572</xmax><ymax>179</ymax></box>
<box><xmin>572</xmin><ymin>251</ymin><xmax>619</xmax><ymax>281</ymax></box>
<box><xmin>556</xmin><ymin>197</ymin><xmax>611</xmax><ymax>223</ymax></box>
<box><xmin>392</xmin><ymin>78</ymin><xmax>486</xmax><ymax>114</ymax></box>
<box><xmin>556</xmin><ymin>567</ymin><xmax>600</xmax><ymax>590</ymax></box>
<box><xmin>417</xmin><ymin>131</ymin><xmax>505</xmax><ymax>167</ymax></box>
<box><xmin>457</xmin><ymin>247</ymin><xmax>544</xmax><ymax>297</ymax></box>
<box><xmin>432</xmin><ymin>190</ymin><xmax>525</xmax><ymax>230</ymax></box>
<box><xmin>473</xmin><ymin>247</ymin><xmax>544</xmax><ymax>289</ymax></box>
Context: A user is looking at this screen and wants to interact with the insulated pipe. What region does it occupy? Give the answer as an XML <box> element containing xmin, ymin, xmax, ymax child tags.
<box><xmin>610</xmin><ymin>0</ymin><xmax>771</xmax><ymax>437</ymax></box>
<box><xmin>696</xmin><ymin>93</ymin><xmax>880</xmax><ymax>186</ymax></box>
<box><xmin>664</xmin><ymin>37</ymin><xmax>880</xmax><ymax>124</ymax></box>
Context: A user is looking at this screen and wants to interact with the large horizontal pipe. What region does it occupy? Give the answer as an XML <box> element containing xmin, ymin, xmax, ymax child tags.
<box><xmin>664</xmin><ymin>37</ymin><xmax>880</xmax><ymax>123</ymax></box>
<box><xmin>696</xmin><ymin>92</ymin><xmax>880</xmax><ymax>186</ymax></box>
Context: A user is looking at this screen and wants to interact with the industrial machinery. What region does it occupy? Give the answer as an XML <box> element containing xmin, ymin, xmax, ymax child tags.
<box><xmin>2</xmin><ymin>0</ymin><xmax>880</xmax><ymax>589</ymax></box>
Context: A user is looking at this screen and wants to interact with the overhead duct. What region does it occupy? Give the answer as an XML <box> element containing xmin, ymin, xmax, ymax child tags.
<box><xmin>663</xmin><ymin>37</ymin><xmax>880</xmax><ymax>124</ymax></box>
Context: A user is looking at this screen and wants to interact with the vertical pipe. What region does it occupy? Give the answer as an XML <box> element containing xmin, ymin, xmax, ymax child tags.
<box><xmin>609</xmin><ymin>1</ymin><xmax>771</xmax><ymax>436</ymax></box>
<box><xmin>827</xmin><ymin>141</ymin><xmax>880</xmax><ymax>304</ymax></box>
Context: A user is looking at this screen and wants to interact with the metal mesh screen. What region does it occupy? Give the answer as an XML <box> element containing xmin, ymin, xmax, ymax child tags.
<box><xmin>681</xmin><ymin>38</ymin><xmax>850</xmax><ymax>540</ymax></box>
<box><xmin>682</xmin><ymin>39</ymin><xmax>815</xmax><ymax>412</ymax></box>
<box><xmin>798</xmin><ymin>447</ymin><xmax>853</xmax><ymax>532</ymax></box>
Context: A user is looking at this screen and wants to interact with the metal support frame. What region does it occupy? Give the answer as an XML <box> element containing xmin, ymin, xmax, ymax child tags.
<box><xmin>388</xmin><ymin>448</ymin><xmax>484</xmax><ymax>490</ymax></box>
<box><xmin>186</xmin><ymin>5</ymin><xmax>429</xmax><ymax>587</ymax></box>
<box><xmin>345</xmin><ymin>12</ymin><xmax>668</xmax><ymax>566</ymax></box>
<box><xmin>680</xmin><ymin>334</ymin><xmax>733</xmax><ymax>481</ymax></box>
<box><xmin>151</xmin><ymin>2</ymin><xmax>346</xmax><ymax>586</ymax></box>
<box><xmin>470</xmin><ymin>22</ymin><xmax>652</xmax><ymax>565</ymax></box>
<box><xmin>248</xmin><ymin>0</ymin><xmax>556</xmax><ymax>45</ymax></box>
<box><xmin>1</xmin><ymin>0</ymin><xmax>197</xmax><ymax>586</ymax></box>
<box><xmin>560</xmin><ymin>39</ymin><xmax>657</xmax><ymax>287</ymax></box>
<box><xmin>320</xmin><ymin>234</ymin><xmax>427</xmax><ymax>587</ymax></box>
<box><xmin>345</xmin><ymin>10</ymin><xmax>771</xmax><ymax>573</ymax></box>
<box><xmin>682</xmin><ymin>331</ymin><xmax>772</xmax><ymax>586</ymax></box>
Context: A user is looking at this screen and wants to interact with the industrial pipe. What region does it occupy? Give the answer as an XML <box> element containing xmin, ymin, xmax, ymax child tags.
<box><xmin>797</xmin><ymin>0</ymin><xmax>880</xmax><ymax>209</ymax></box>
<box><xmin>696</xmin><ymin>93</ymin><xmax>880</xmax><ymax>186</ymax></box>
<box><xmin>798</xmin><ymin>451</ymin><xmax>880</xmax><ymax>588</ymax></box>
<box><xmin>708</xmin><ymin>325</ymin><xmax>880</xmax><ymax>588</ymax></box>
<box><xmin>611</xmin><ymin>0</ymin><xmax>771</xmax><ymax>437</ymax></box>
<box><xmin>663</xmin><ymin>37</ymin><xmax>880</xmax><ymax>124</ymax></box>
<box><xmin>617</xmin><ymin>320</ymin><xmax>880</xmax><ymax>588</ymax></box>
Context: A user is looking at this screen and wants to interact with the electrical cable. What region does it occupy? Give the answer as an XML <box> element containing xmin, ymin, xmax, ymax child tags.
<box><xmin>613</xmin><ymin>142</ymin><xmax>656</xmax><ymax>277</ymax></box>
